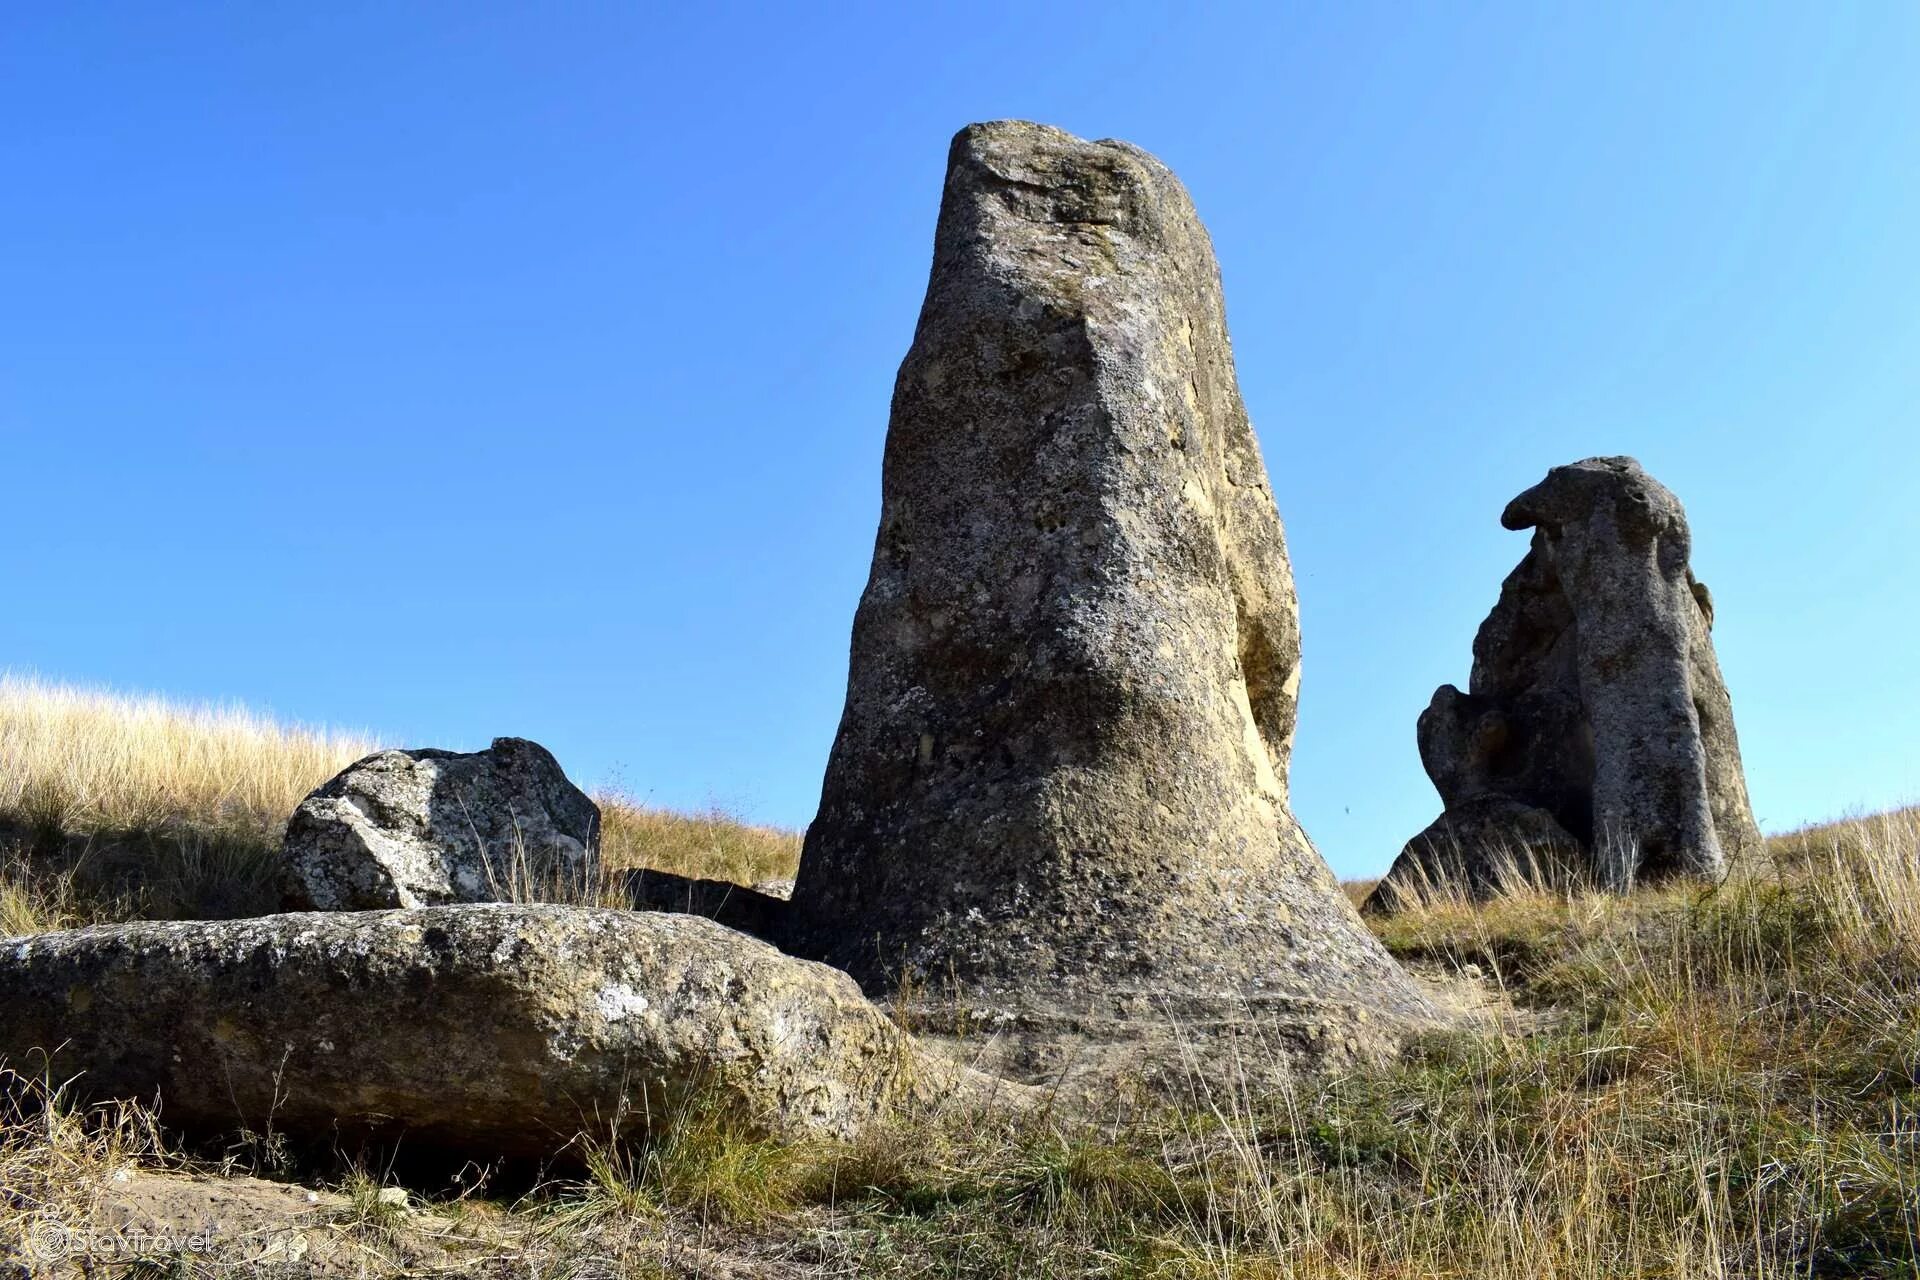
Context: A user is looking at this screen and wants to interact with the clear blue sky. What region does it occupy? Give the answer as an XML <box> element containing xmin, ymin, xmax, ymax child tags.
<box><xmin>3</xmin><ymin>4</ymin><xmax>1916</xmax><ymax>878</ymax></box>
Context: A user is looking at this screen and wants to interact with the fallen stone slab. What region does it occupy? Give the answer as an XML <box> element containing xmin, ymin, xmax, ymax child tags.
<box><xmin>0</xmin><ymin>905</ymin><xmax>1006</xmax><ymax>1158</ymax></box>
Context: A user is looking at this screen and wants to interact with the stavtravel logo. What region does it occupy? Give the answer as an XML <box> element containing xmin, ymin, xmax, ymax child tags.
<box><xmin>25</xmin><ymin>1221</ymin><xmax>218</xmax><ymax>1263</ymax></box>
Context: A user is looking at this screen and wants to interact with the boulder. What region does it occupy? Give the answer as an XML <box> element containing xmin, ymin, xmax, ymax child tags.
<box><xmin>784</xmin><ymin>121</ymin><xmax>1434</xmax><ymax>1061</ymax></box>
<box><xmin>279</xmin><ymin>737</ymin><xmax>600</xmax><ymax>910</ymax></box>
<box><xmin>0</xmin><ymin>905</ymin><xmax>1003</xmax><ymax>1157</ymax></box>
<box><xmin>1369</xmin><ymin>457</ymin><xmax>1758</xmax><ymax>910</ymax></box>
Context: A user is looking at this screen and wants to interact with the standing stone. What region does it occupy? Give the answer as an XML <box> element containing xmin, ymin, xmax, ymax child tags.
<box><xmin>280</xmin><ymin>737</ymin><xmax>600</xmax><ymax>910</ymax></box>
<box><xmin>1369</xmin><ymin>457</ymin><xmax>1758</xmax><ymax>910</ymax></box>
<box><xmin>785</xmin><ymin>121</ymin><xmax>1433</xmax><ymax>1064</ymax></box>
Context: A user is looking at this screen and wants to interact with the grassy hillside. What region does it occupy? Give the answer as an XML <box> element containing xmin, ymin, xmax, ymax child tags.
<box><xmin>2</xmin><ymin>678</ymin><xmax>1915</xmax><ymax>1276</ymax></box>
<box><xmin>0</xmin><ymin>675</ymin><xmax>800</xmax><ymax>931</ymax></box>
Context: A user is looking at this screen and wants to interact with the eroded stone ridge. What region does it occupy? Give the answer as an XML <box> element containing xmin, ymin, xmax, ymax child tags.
<box><xmin>785</xmin><ymin>121</ymin><xmax>1433</xmax><ymax>1053</ymax></box>
<box><xmin>1370</xmin><ymin>456</ymin><xmax>1758</xmax><ymax>909</ymax></box>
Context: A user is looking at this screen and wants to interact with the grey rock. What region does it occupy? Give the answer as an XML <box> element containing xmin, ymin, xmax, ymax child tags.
<box><xmin>0</xmin><ymin>905</ymin><xmax>1009</xmax><ymax>1157</ymax></box>
<box><xmin>621</xmin><ymin>868</ymin><xmax>789</xmax><ymax>942</ymax></box>
<box><xmin>784</xmin><ymin>121</ymin><xmax>1434</xmax><ymax>1064</ymax></box>
<box><xmin>1370</xmin><ymin>457</ymin><xmax>1758</xmax><ymax>909</ymax></box>
<box><xmin>1366</xmin><ymin>795</ymin><xmax>1586</xmax><ymax>913</ymax></box>
<box><xmin>279</xmin><ymin>737</ymin><xmax>600</xmax><ymax>911</ymax></box>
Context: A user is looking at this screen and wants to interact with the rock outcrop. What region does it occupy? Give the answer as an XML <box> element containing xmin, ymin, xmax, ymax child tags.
<box><xmin>784</xmin><ymin>121</ymin><xmax>1434</xmax><ymax>1062</ymax></box>
<box><xmin>279</xmin><ymin>738</ymin><xmax>599</xmax><ymax>910</ymax></box>
<box><xmin>0</xmin><ymin>905</ymin><xmax>1003</xmax><ymax>1157</ymax></box>
<box><xmin>1369</xmin><ymin>457</ymin><xmax>1758</xmax><ymax>910</ymax></box>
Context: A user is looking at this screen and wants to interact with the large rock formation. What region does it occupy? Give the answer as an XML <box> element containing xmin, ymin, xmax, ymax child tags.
<box><xmin>784</xmin><ymin>121</ymin><xmax>1433</xmax><ymax>1062</ymax></box>
<box><xmin>1369</xmin><ymin>457</ymin><xmax>1758</xmax><ymax>910</ymax></box>
<box><xmin>279</xmin><ymin>738</ymin><xmax>600</xmax><ymax>910</ymax></box>
<box><xmin>0</xmin><ymin>906</ymin><xmax>1007</xmax><ymax>1157</ymax></box>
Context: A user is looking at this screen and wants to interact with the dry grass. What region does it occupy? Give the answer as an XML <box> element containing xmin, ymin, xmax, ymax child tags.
<box><xmin>2</xmin><ymin>674</ymin><xmax>1916</xmax><ymax>1275</ymax></box>
<box><xmin>598</xmin><ymin>798</ymin><xmax>800</xmax><ymax>887</ymax></box>
<box><xmin>533</xmin><ymin>810</ymin><xmax>1920</xmax><ymax>1277</ymax></box>
<box><xmin>0</xmin><ymin>1065</ymin><xmax>176</xmax><ymax>1266</ymax></box>
<box><xmin>1357</xmin><ymin>831</ymin><xmax>1593</xmax><ymax>916</ymax></box>
<box><xmin>1314</xmin><ymin>807</ymin><xmax>1920</xmax><ymax>1278</ymax></box>
<box><xmin>0</xmin><ymin>676</ymin><xmax>801</xmax><ymax>929</ymax></box>
<box><xmin>7</xmin><ymin>808</ymin><xmax>1918</xmax><ymax>1274</ymax></box>
<box><xmin>0</xmin><ymin>674</ymin><xmax>377</xmax><ymax>924</ymax></box>
<box><xmin>0</xmin><ymin>673</ymin><xmax>376</xmax><ymax>847</ymax></box>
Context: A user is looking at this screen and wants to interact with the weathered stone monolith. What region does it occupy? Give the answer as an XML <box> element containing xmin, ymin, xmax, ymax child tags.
<box><xmin>785</xmin><ymin>121</ymin><xmax>1434</xmax><ymax>1067</ymax></box>
<box><xmin>1369</xmin><ymin>456</ymin><xmax>1758</xmax><ymax>910</ymax></box>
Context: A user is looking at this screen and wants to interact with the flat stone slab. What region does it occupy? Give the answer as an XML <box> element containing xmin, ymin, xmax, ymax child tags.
<box><xmin>0</xmin><ymin>904</ymin><xmax>1011</xmax><ymax>1158</ymax></box>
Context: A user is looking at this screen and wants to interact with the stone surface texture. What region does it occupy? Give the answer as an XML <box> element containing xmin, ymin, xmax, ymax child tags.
<box><xmin>784</xmin><ymin>120</ymin><xmax>1433</xmax><ymax>1058</ymax></box>
<box><xmin>1370</xmin><ymin>456</ymin><xmax>1758</xmax><ymax>909</ymax></box>
<box><xmin>279</xmin><ymin>737</ymin><xmax>599</xmax><ymax>910</ymax></box>
<box><xmin>0</xmin><ymin>905</ymin><xmax>1001</xmax><ymax>1157</ymax></box>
